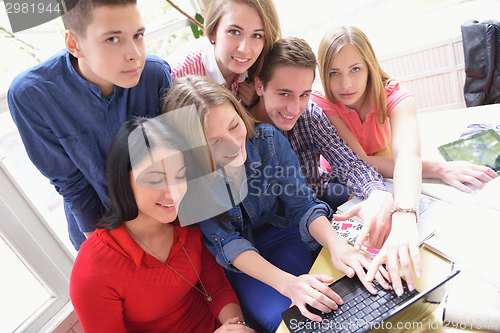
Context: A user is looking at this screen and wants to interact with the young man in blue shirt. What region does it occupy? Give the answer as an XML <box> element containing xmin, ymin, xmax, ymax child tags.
<box><xmin>8</xmin><ymin>0</ymin><xmax>171</xmax><ymax>250</ymax></box>
<box><xmin>249</xmin><ymin>36</ymin><xmax>421</xmax><ymax>296</ymax></box>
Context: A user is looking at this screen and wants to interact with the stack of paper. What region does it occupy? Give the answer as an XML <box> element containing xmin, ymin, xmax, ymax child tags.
<box><xmin>423</xmin><ymin>178</ymin><xmax>500</xmax><ymax>288</ymax></box>
<box><xmin>444</xmin><ymin>266</ymin><xmax>500</xmax><ymax>332</ymax></box>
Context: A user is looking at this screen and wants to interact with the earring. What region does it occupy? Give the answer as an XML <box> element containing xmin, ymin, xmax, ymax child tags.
<box><xmin>211</xmin><ymin>40</ymin><xmax>215</xmax><ymax>44</ymax></box>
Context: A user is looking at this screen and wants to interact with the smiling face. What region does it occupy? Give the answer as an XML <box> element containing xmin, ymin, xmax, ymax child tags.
<box><xmin>256</xmin><ymin>66</ymin><xmax>315</xmax><ymax>131</ymax></box>
<box><xmin>205</xmin><ymin>103</ymin><xmax>248</xmax><ymax>170</ymax></box>
<box><xmin>66</xmin><ymin>4</ymin><xmax>146</xmax><ymax>97</ymax></box>
<box><xmin>131</xmin><ymin>146</ymin><xmax>187</xmax><ymax>225</ymax></box>
<box><xmin>210</xmin><ymin>2</ymin><xmax>265</xmax><ymax>83</ymax></box>
<box><xmin>328</xmin><ymin>43</ymin><xmax>369</xmax><ymax>110</ymax></box>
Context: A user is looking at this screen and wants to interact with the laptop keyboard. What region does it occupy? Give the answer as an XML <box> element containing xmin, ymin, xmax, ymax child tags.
<box><xmin>288</xmin><ymin>280</ymin><xmax>419</xmax><ymax>333</ymax></box>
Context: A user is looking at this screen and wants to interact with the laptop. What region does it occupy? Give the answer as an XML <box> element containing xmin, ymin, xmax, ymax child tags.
<box><xmin>281</xmin><ymin>270</ymin><xmax>461</xmax><ymax>333</ymax></box>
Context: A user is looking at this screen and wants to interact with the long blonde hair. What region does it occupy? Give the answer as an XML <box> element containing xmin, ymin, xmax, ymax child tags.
<box><xmin>204</xmin><ymin>0</ymin><xmax>281</xmax><ymax>79</ymax></box>
<box><xmin>162</xmin><ymin>75</ymin><xmax>256</xmax><ymax>172</ymax></box>
<box><xmin>317</xmin><ymin>26</ymin><xmax>392</xmax><ymax>124</ymax></box>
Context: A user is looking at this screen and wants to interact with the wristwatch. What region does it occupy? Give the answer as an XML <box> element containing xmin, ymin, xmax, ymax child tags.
<box><xmin>390</xmin><ymin>205</ymin><xmax>419</xmax><ymax>223</ymax></box>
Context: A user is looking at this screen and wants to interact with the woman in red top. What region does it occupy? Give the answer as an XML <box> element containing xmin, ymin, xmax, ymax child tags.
<box><xmin>70</xmin><ymin>117</ymin><xmax>254</xmax><ymax>333</ymax></box>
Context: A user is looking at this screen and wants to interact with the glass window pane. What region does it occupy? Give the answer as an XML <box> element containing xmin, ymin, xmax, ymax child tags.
<box><xmin>0</xmin><ymin>236</ymin><xmax>52</xmax><ymax>333</ymax></box>
<box><xmin>139</xmin><ymin>0</ymin><xmax>195</xmax><ymax>25</ymax></box>
<box><xmin>0</xmin><ymin>11</ymin><xmax>65</xmax><ymax>93</ymax></box>
<box><xmin>146</xmin><ymin>26</ymin><xmax>198</xmax><ymax>63</ymax></box>
<box><xmin>0</xmin><ymin>113</ymin><xmax>75</xmax><ymax>256</ymax></box>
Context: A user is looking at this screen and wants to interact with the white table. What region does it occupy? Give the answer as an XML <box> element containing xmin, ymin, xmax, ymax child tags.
<box><xmin>277</xmin><ymin>104</ymin><xmax>500</xmax><ymax>333</ymax></box>
<box><xmin>417</xmin><ymin>104</ymin><xmax>500</xmax><ymax>162</ymax></box>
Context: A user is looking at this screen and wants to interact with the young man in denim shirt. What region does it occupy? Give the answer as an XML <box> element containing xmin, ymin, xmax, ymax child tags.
<box><xmin>8</xmin><ymin>0</ymin><xmax>171</xmax><ymax>250</ymax></box>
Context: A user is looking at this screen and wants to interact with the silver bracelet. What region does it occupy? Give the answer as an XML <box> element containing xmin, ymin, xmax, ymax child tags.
<box><xmin>390</xmin><ymin>205</ymin><xmax>419</xmax><ymax>223</ymax></box>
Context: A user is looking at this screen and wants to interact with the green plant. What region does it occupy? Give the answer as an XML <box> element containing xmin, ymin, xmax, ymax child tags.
<box><xmin>188</xmin><ymin>13</ymin><xmax>204</xmax><ymax>39</ymax></box>
<box><xmin>164</xmin><ymin>0</ymin><xmax>205</xmax><ymax>39</ymax></box>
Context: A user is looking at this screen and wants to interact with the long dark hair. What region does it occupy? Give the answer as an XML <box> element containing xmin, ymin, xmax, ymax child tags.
<box><xmin>98</xmin><ymin>117</ymin><xmax>189</xmax><ymax>229</ymax></box>
<box><xmin>99</xmin><ymin>116</ymin><xmax>231</xmax><ymax>229</ymax></box>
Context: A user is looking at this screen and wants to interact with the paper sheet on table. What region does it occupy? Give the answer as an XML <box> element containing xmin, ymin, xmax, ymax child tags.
<box><xmin>420</xmin><ymin>178</ymin><xmax>482</xmax><ymax>205</ymax></box>
<box><xmin>444</xmin><ymin>266</ymin><xmax>500</xmax><ymax>332</ymax></box>
<box><xmin>424</xmin><ymin>202</ymin><xmax>500</xmax><ymax>288</ymax></box>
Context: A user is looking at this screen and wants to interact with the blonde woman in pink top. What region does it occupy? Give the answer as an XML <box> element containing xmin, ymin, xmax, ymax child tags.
<box><xmin>312</xmin><ymin>80</ymin><xmax>412</xmax><ymax>157</ymax></box>
<box><xmin>311</xmin><ymin>25</ymin><xmax>498</xmax><ymax>294</ymax></box>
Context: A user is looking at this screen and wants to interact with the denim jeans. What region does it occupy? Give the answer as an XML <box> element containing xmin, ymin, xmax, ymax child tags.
<box><xmin>224</xmin><ymin>224</ymin><xmax>313</xmax><ymax>333</ymax></box>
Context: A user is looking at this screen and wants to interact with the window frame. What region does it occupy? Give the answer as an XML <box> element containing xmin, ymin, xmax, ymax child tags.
<box><xmin>0</xmin><ymin>1</ymin><xmax>208</xmax><ymax>331</ymax></box>
<box><xmin>0</xmin><ymin>131</ymin><xmax>74</xmax><ymax>333</ymax></box>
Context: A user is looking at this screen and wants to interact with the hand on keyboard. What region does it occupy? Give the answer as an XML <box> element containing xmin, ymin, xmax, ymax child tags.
<box><xmin>328</xmin><ymin>237</ymin><xmax>391</xmax><ymax>295</ymax></box>
<box><xmin>283</xmin><ymin>274</ymin><xmax>344</xmax><ymax>322</ymax></box>
<box><xmin>366</xmin><ymin>213</ymin><xmax>421</xmax><ymax>296</ymax></box>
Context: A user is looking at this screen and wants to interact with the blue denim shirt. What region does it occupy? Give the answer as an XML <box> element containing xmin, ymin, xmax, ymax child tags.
<box><xmin>8</xmin><ymin>50</ymin><xmax>171</xmax><ymax>236</ymax></box>
<box><xmin>198</xmin><ymin>124</ymin><xmax>333</xmax><ymax>271</ymax></box>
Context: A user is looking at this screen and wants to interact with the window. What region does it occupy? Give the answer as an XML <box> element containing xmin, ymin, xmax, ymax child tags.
<box><xmin>0</xmin><ymin>113</ymin><xmax>74</xmax><ymax>332</ymax></box>
<box><xmin>0</xmin><ymin>234</ymin><xmax>52</xmax><ymax>332</ymax></box>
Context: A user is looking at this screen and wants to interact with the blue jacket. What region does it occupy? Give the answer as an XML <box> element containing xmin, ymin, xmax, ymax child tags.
<box><xmin>198</xmin><ymin>123</ymin><xmax>333</xmax><ymax>271</ymax></box>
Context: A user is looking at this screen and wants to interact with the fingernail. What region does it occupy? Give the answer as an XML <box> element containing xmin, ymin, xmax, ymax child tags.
<box><xmin>408</xmin><ymin>284</ymin><xmax>414</xmax><ymax>291</ymax></box>
<box><xmin>416</xmin><ymin>271</ymin><xmax>421</xmax><ymax>278</ymax></box>
<box><xmin>397</xmin><ymin>288</ymin><xmax>403</xmax><ymax>296</ymax></box>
